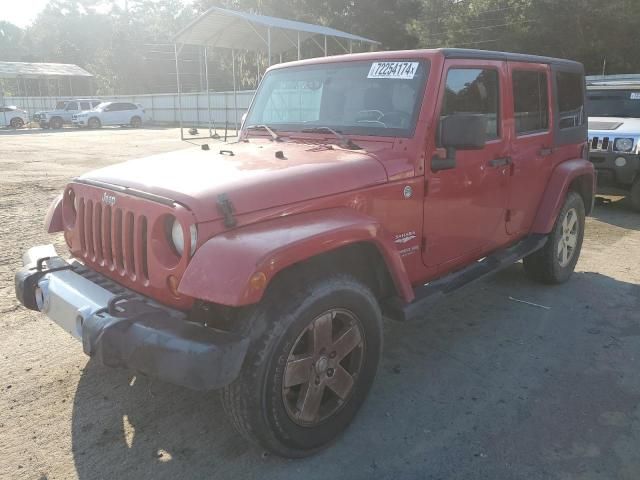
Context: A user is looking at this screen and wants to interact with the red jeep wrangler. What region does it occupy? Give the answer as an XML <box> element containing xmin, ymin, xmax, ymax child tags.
<box><xmin>15</xmin><ymin>49</ymin><xmax>594</xmax><ymax>457</ymax></box>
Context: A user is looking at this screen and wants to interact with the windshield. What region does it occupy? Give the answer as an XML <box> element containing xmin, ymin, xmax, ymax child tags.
<box><xmin>586</xmin><ymin>89</ymin><xmax>640</xmax><ymax>118</ymax></box>
<box><xmin>55</xmin><ymin>101</ymin><xmax>67</xmax><ymax>109</ymax></box>
<box><xmin>94</xmin><ymin>102</ymin><xmax>110</xmax><ymax>111</ymax></box>
<box><xmin>244</xmin><ymin>60</ymin><xmax>430</xmax><ymax>137</ymax></box>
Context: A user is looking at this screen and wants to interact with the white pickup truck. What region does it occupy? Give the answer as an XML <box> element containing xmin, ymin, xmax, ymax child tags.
<box><xmin>39</xmin><ymin>99</ymin><xmax>102</xmax><ymax>129</ymax></box>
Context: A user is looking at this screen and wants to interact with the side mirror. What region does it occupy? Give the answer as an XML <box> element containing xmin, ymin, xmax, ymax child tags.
<box><xmin>432</xmin><ymin>114</ymin><xmax>488</xmax><ymax>172</ymax></box>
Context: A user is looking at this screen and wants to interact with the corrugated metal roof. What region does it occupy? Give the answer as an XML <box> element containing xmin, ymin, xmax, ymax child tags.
<box><xmin>174</xmin><ymin>6</ymin><xmax>379</xmax><ymax>54</ymax></box>
<box><xmin>0</xmin><ymin>62</ymin><xmax>93</xmax><ymax>79</ymax></box>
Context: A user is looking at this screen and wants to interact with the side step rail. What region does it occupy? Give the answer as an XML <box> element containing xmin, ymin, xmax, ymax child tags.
<box><xmin>382</xmin><ymin>234</ymin><xmax>548</xmax><ymax>322</ymax></box>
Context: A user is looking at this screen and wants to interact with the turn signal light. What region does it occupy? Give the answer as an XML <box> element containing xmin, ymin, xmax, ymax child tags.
<box><xmin>250</xmin><ymin>272</ymin><xmax>267</xmax><ymax>291</ymax></box>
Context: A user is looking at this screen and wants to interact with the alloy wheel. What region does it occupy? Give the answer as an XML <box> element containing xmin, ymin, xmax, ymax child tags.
<box><xmin>282</xmin><ymin>308</ymin><xmax>365</xmax><ymax>426</ymax></box>
<box><xmin>557</xmin><ymin>207</ymin><xmax>579</xmax><ymax>267</ymax></box>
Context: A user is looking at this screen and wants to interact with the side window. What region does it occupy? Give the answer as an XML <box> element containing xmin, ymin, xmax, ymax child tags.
<box><xmin>557</xmin><ymin>72</ymin><xmax>585</xmax><ymax>129</ymax></box>
<box><xmin>441</xmin><ymin>68</ymin><xmax>500</xmax><ymax>139</ymax></box>
<box><xmin>124</xmin><ymin>103</ymin><xmax>136</xmax><ymax>111</ymax></box>
<box><xmin>513</xmin><ymin>70</ymin><xmax>549</xmax><ymax>135</ymax></box>
<box><xmin>80</xmin><ymin>102</ymin><xmax>91</xmax><ymax>110</ymax></box>
<box><xmin>66</xmin><ymin>102</ymin><xmax>78</xmax><ymax>111</ymax></box>
<box><xmin>91</xmin><ymin>101</ymin><xmax>100</xmax><ymax>107</ymax></box>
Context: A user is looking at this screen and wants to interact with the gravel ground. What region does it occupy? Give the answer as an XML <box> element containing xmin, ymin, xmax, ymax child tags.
<box><xmin>0</xmin><ymin>127</ymin><xmax>639</xmax><ymax>480</ymax></box>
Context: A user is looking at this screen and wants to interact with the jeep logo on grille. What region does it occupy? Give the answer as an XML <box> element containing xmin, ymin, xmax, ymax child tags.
<box><xmin>102</xmin><ymin>192</ymin><xmax>116</xmax><ymax>206</ymax></box>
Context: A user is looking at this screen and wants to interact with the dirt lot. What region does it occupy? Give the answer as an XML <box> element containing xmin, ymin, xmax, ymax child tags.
<box><xmin>1</xmin><ymin>127</ymin><xmax>639</xmax><ymax>480</ymax></box>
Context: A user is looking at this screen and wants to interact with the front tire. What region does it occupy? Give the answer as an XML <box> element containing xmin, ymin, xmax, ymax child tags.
<box><xmin>222</xmin><ymin>272</ymin><xmax>383</xmax><ymax>457</ymax></box>
<box><xmin>88</xmin><ymin>117</ymin><xmax>101</xmax><ymax>129</ymax></box>
<box><xmin>523</xmin><ymin>191</ymin><xmax>585</xmax><ymax>284</ymax></box>
<box><xmin>50</xmin><ymin>117</ymin><xmax>63</xmax><ymax>129</ymax></box>
<box><xmin>130</xmin><ymin>116</ymin><xmax>142</xmax><ymax>128</ymax></box>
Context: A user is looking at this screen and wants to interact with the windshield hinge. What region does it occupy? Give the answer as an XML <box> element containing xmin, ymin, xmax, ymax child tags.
<box><xmin>217</xmin><ymin>194</ymin><xmax>237</xmax><ymax>228</ymax></box>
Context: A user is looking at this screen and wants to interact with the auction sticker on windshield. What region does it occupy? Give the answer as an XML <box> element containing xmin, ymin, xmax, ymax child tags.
<box><xmin>368</xmin><ymin>62</ymin><xmax>419</xmax><ymax>80</ymax></box>
<box><xmin>630</xmin><ymin>92</ymin><xmax>640</xmax><ymax>100</ymax></box>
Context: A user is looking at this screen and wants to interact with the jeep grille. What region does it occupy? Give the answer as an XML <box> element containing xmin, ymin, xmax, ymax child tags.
<box><xmin>77</xmin><ymin>197</ymin><xmax>149</xmax><ymax>283</ymax></box>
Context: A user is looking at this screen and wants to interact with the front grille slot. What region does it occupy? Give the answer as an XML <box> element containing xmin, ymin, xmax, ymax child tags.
<box><xmin>590</xmin><ymin>136</ymin><xmax>610</xmax><ymax>151</ymax></box>
<box><xmin>113</xmin><ymin>209</ymin><xmax>124</xmax><ymax>272</ymax></box>
<box><xmin>124</xmin><ymin>211</ymin><xmax>136</xmax><ymax>278</ymax></box>
<box><xmin>75</xmin><ymin>192</ymin><xmax>150</xmax><ymax>284</ymax></box>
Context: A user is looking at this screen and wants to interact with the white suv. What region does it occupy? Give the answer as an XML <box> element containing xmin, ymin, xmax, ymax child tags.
<box><xmin>72</xmin><ymin>102</ymin><xmax>147</xmax><ymax>129</ymax></box>
<box><xmin>0</xmin><ymin>106</ymin><xmax>28</xmax><ymax>128</ymax></box>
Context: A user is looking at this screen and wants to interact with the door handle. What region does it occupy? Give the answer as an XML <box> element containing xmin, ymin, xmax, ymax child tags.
<box><xmin>488</xmin><ymin>157</ymin><xmax>512</xmax><ymax>168</ymax></box>
<box><xmin>539</xmin><ymin>147</ymin><xmax>553</xmax><ymax>157</ymax></box>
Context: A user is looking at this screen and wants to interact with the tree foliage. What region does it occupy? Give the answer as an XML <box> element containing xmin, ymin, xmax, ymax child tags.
<box><xmin>1</xmin><ymin>0</ymin><xmax>640</xmax><ymax>95</ymax></box>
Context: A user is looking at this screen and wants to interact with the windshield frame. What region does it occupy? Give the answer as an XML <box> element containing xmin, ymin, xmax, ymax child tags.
<box><xmin>586</xmin><ymin>87</ymin><xmax>640</xmax><ymax>118</ymax></box>
<box><xmin>243</xmin><ymin>58</ymin><xmax>430</xmax><ymax>139</ymax></box>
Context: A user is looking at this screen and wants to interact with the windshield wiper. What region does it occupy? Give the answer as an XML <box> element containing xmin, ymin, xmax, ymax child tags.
<box><xmin>245</xmin><ymin>124</ymin><xmax>281</xmax><ymax>142</ymax></box>
<box><xmin>300</xmin><ymin>126</ymin><xmax>362</xmax><ymax>150</ymax></box>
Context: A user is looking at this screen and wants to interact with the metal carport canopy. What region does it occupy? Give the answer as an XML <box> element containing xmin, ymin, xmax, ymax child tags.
<box><xmin>0</xmin><ymin>62</ymin><xmax>93</xmax><ymax>79</ymax></box>
<box><xmin>173</xmin><ymin>6</ymin><xmax>380</xmax><ymax>54</ymax></box>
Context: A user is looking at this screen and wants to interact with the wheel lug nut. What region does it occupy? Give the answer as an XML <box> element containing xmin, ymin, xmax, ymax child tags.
<box><xmin>315</xmin><ymin>377</ymin><xmax>320</xmax><ymax>385</ymax></box>
<box><xmin>327</xmin><ymin>368</ymin><xmax>334</xmax><ymax>377</ymax></box>
<box><xmin>329</xmin><ymin>351</ymin><xmax>336</xmax><ymax>358</ymax></box>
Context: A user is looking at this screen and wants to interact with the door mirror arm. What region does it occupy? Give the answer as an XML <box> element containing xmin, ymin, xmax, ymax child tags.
<box><xmin>431</xmin><ymin>147</ymin><xmax>457</xmax><ymax>172</ymax></box>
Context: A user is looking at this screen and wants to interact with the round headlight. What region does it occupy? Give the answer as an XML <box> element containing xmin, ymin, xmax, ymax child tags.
<box><xmin>170</xmin><ymin>218</ymin><xmax>197</xmax><ymax>257</ymax></box>
<box><xmin>614</xmin><ymin>138</ymin><xmax>634</xmax><ymax>152</ymax></box>
<box><xmin>615</xmin><ymin>156</ymin><xmax>627</xmax><ymax>167</ymax></box>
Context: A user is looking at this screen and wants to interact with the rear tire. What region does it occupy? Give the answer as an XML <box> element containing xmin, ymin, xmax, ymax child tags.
<box><xmin>630</xmin><ymin>178</ymin><xmax>640</xmax><ymax>212</ymax></box>
<box><xmin>88</xmin><ymin>117</ymin><xmax>101</xmax><ymax>129</ymax></box>
<box><xmin>221</xmin><ymin>272</ymin><xmax>382</xmax><ymax>458</ymax></box>
<box><xmin>130</xmin><ymin>116</ymin><xmax>142</xmax><ymax>128</ymax></box>
<box><xmin>10</xmin><ymin>117</ymin><xmax>24</xmax><ymax>128</ymax></box>
<box><xmin>523</xmin><ymin>191</ymin><xmax>585</xmax><ymax>284</ymax></box>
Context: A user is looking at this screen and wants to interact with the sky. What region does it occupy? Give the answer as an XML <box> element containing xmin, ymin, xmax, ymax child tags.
<box><xmin>1</xmin><ymin>0</ymin><xmax>50</xmax><ymax>27</ymax></box>
<box><xmin>0</xmin><ymin>0</ymin><xmax>192</xmax><ymax>28</ymax></box>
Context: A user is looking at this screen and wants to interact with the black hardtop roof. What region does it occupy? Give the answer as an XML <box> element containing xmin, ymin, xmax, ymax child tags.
<box><xmin>439</xmin><ymin>48</ymin><xmax>584</xmax><ymax>70</ymax></box>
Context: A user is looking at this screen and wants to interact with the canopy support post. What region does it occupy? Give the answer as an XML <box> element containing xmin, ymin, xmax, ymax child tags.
<box><xmin>69</xmin><ymin>76</ymin><xmax>73</xmax><ymax>97</ymax></box>
<box><xmin>204</xmin><ymin>46</ymin><xmax>214</xmax><ymax>138</ymax></box>
<box><xmin>267</xmin><ymin>27</ymin><xmax>272</xmax><ymax>66</ymax></box>
<box><xmin>350</xmin><ymin>40</ymin><xmax>353</xmax><ymax>53</ymax></box>
<box><xmin>297</xmin><ymin>32</ymin><xmax>301</xmax><ymax>60</ymax></box>
<box><xmin>232</xmin><ymin>48</ymin><xmax>238</xmax><ymax>134</ymax></box>
<box><xmin>174</xmin><ymin>43</ymin><xmax>184</xmax><ymax>141</ymax></box>
<box><xmin>324</xmin><ymin>35</ymin><xmax>327</xmax><ymax>56</ymax></box>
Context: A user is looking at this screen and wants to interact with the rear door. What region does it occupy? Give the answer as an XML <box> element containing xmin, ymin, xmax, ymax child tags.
<box><xmin>422</xmin><ymin>59</ymin><xmax>511</xmax><ymax>269</ymax></box>
<box><xmin>0</xmin><ymin>107</ymin><xmax>7</xmax><ymax>127</ymax></box>
<box><xmin>506</xmin><ymin>62</ymin><xmax>554</xmax><ymax>235</ymax></box>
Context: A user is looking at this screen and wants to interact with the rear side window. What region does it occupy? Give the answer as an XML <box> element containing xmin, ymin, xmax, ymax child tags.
<box><xmin>441</xmin><ymin>68</ymin><xmax>500</xmax><ymax>139</ymax></box>
<box><xmin>557</xmin><ymin>72</ymin><xmax>585</xmax><ymax>129</ymax></box>
<box><xmin>513</xmin><ymin>70</ymin><xmax>549</xmax><ymax>134</ymax></box>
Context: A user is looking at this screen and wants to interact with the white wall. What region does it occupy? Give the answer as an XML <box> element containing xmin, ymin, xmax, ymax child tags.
<box><xmin>4</xmin><ymin>90</ymin><xmax>256</xmax><ymax>128</ymax></box>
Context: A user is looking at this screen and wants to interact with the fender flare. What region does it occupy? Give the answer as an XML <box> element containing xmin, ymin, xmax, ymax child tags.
<box><xmin>44</xmin><ymin>194</ymin><xmax>63</xmax><ymax>233</ymax></box>
<box><xmin>178</xmin><ymin>208</ymin><xmax>415</xmax><ymax>306</ymax></box>
<box><xmin>531</xmin><ymin>158</ymin><xmax>595</xmax><ymax>234</ymax></box>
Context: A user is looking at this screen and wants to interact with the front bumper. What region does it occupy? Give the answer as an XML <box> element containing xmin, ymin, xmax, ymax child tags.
<box><xmin>589</xmin><ymin>151</ymin><xmax>639</xmax><ymax>191</ymax></box>
<box><xmin>72</xmin><ymin>119</ymin><xmax>86</xmax><ymax>126</ymax></box>
<box><xmin>15</xmin><ymin>245</ymin><xmax>250</xmax><ymax>391</ymax></box>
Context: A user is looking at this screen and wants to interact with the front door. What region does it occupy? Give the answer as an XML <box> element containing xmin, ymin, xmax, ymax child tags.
<box><xmin>422</xmin><ymin>60</ymin><xmax>511</xmax><ymax>269</ymax></box>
